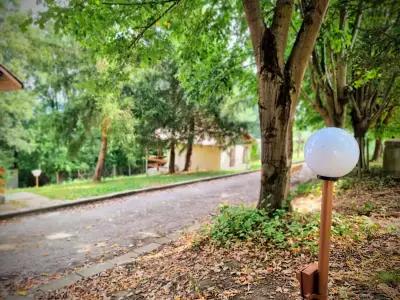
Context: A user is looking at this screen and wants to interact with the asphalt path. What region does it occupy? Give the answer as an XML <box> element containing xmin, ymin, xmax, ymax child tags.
<box><xmin>0</xmin><ymin>172</ymin><xmax>261</xmax><ymax>289</ymax></box>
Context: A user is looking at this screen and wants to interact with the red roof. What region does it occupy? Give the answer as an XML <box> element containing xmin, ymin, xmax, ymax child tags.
<box><xmin>0</xmin><ymin>64</ymin><xmax>23</xmax><ymax>91</ymax></box>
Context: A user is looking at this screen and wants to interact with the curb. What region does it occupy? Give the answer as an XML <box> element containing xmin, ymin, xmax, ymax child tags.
<box><xmin>0</xmin><ymin>170</ymin><xmax>259</xmax><ymax>220</ymax></box>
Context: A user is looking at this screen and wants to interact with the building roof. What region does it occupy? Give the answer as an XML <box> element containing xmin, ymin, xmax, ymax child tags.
<box><xmin>0</xmin><ymin>64</ymin><xmax>24</xmax><ymax>91</ymax></box>
<box><xmin>155</xmin><ymin>129</ymin><xmax>255</xmax><ymax>146</ymax></box>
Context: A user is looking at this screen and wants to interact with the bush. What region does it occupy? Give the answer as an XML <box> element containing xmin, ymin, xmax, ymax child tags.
<box><xmin>207</xmin><ymin>205</ymin><xmax>378</xmax><ymax>252</ymax></box>
<box><xmin>293</xmin><ymin>181</ymin><xmax>321</xmax><ymax>197</ymax></box>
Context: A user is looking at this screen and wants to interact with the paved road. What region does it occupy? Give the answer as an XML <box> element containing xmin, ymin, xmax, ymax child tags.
<box><xmin>0</xmin><ymin>166</ymin><xmax>316</xmax><ymax>294</ymax></box>
<box><xmin>0</xmin><ymin>172</ymin><xmax>261</xmax><ymax>288</ymax></box>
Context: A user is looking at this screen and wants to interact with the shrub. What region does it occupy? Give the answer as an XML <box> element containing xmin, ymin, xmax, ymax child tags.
<box><xmin>207</xmin><ymin>205</ymin><xmax>378</xmax><ymax>252</ymax></box>
<box><xmin>293</xmin><ymin>181</ymin><xmax>321</xmax><ymax>197</ymax></box>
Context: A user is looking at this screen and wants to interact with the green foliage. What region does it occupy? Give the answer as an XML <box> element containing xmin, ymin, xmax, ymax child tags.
<box><xmin>357</xmin><ymin>201</ymin><xmax>375</xmax><ymax>216</ymax></box>
<box><xmin>206</xmin><ymin>205</ymin><xmax>377</xmax><ymax>252</ymax></box>
<box><xmin>292</xmin><ymin>181</ymin><xmax>321</xmax><ymax>198</ymax></box>
<box><xmin>249</xmin><ymin>143</ymin><xmax>259</xmax><ymax>161</ymax></box>
<box><xmin>377</xmin><ymin>270</ymin><xmax>400</xmax><ymax>287</ymax></box>
<box><xmin>352</xmin><ymin>68</ymin><xmax>381</xmax><ymax>88</ymax></box>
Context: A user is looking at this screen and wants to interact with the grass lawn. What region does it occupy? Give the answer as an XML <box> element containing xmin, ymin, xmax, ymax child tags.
<box><xmin>10</xmin><ymin>170</ymin><xmax>243</xmax><ymax>201</ymax></box>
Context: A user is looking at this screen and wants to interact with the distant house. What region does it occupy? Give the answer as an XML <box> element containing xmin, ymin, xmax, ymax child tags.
<box><xmin>168</xmin><ymin>134</ymin><xmax>255</xmax><ymax>172</ymax></box>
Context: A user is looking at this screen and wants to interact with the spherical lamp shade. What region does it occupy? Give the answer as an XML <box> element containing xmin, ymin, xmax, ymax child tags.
<box><xmin>32</xmin><ymin>169</ymin><xmax>42</xmax><ymax>177</ymax></box>
<box><xmin>304</xmin><ymin>127</ymin><xmax>359</xmax><ymax>178</ymax></box>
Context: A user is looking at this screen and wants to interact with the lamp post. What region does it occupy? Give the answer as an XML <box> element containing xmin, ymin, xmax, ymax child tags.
<box><xmin>32</xmin><ymin>169</ymin><xmax>42</xmax><ymax>188</ymax></box>
<box><xmin>298</xmin><ymin>127</ymin><xmax>359</xmax><ymax>299</ymax></box>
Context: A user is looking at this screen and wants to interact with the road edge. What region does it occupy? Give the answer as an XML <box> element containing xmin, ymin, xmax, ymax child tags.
<box><xmin>0</xmin><ymin>170</ymin><xmax>259</xmax><ymax>220</ymax></box>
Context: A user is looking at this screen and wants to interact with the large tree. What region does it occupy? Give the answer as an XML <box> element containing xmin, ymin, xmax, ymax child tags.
<box><xmin>243</xmin><ymin>0</ymin><xmax>329</xmax><ymax>210</ymax></box>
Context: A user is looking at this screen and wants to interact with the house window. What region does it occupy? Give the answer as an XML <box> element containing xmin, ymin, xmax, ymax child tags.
<box><xmin>242</xmin><ymin>146</ymin><xmax>248</xmax><ymax>164</ymax></box>
<box><xmin>229</xmin><ymin>148</ymin><xmax>235</xmax><ymax>167</ymax></box>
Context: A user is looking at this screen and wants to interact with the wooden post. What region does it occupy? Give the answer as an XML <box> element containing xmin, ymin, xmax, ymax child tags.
<box><xmin>35</xmin><ymin>176</ymin><xmax>39</xmax><ymax>188</ymax></box>
<box><xmin>318</xmin><ymin>180</ymin><xmax>334</xmax><ymax>300</ymax></box>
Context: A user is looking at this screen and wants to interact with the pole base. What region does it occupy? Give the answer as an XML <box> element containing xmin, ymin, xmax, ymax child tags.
<box><xmin>297</xmin><ymin>263</ymin><xmax>319</xmax><ymax>299</ymax></box>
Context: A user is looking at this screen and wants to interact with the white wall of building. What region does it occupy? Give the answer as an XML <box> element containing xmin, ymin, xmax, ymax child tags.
<box><xmin>168</xmin><ymin>143</ymin><xmax>251</xmax><ymax>172</ymax></box>
<box><xmin>220</xmin><ymin>145</ymin><xmax>250</xmax><ymax>170</ymax></box>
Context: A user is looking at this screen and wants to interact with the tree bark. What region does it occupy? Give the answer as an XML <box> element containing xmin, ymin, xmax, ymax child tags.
<box><xmin>243</xmin><ymin>0</ymin><xmax>329</xmax><ymax>211</ymax></box>
<box><xmin>351</xmin><ymin>113</ymin><xmax>368</xmax><ymax>171</ymax></box>
<box><xmin>371</xmin><ymin>139</ymin><xmax>382</xmax><ymax>161</ymax></box>
<box><xmin>169</xmin><ymin>139</ymin><xmax>176</xmax><ymax>174</ymax></box>
<box><xmin>93</xmin><ymin>118</ymin><xmax>110</xmax><ymax>182</ymax></box>
<box><xmin>183</xmin><ymin>117</ymin><xmax>195</xmax><ymax>172</ymax></box>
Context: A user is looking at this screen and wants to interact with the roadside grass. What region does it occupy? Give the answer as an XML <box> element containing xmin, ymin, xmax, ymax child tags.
<box><xmin>8</xmin><ymin>170</ymin><xmax>240</xmax><ymax>200</ymax></box>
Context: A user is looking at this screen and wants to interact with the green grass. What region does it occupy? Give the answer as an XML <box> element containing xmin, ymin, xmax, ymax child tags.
<box><xmin>377</xmin><ymin>270</ymin><xmax>400</xmax><ymax>286</ymax></box>
<box><xmin>249</xmin><ymin>160</ymin><xmax>261</xmax><ymax>170</ymax></box>
<box><xmin>9</xmin><ymin>170</ymin><xmax>240</xmax><ymax>201</ymax></box>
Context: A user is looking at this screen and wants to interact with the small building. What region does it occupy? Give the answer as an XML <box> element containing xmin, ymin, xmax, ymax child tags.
<box><xmin>169</xmin><ymin>134</ymin><xmax>255</xmax><ymax>172</ymax></box>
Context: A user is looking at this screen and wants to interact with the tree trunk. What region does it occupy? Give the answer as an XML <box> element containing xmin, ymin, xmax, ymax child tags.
<box><xmin>56</xmin><ymin>171</ymin><xmax>60</xmax><ymax>184</ymax></box>
<box><xmin>169</xmin><ymin>139</ymin><xmax>176</xmax><ymax>174</ymax></box>
<box><xmin>243</xmin><ymin>0</ymin><xmax>329</xmax><ymax>211</ymax></box>
<box><xmin>351</xmin><ymin>102</ymin><xmax>370</xmax><ymax>173</ymax></box>
<box><xmin>93</xmin><ymin>118</ymin><xmax>110</xmax><ymax>182</ymax></box>
<box><xmin>257</xmin><ymin>79</ymin><xmax>293</xmax><ymax>211</ymax></box>
<box><xmin>354</xmin><ymin>133</ymin><xmax>368</xmax><ymax>172</ymax></box>
<box><xmin>371</xmin><ymin>138</ymin><xmax>383</xmax><ymax>161</ymax></box>
<box><xmin>183</xmin><ymin>117</ymin><xmax>195</xmax><ymax>172</ymax></box>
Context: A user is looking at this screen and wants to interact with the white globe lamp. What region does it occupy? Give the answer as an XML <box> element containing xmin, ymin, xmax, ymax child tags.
<box><xmin>32</xmin><ymin>169</ymin><xmax>42</xmax><ymax>177</ymax></box>
<box><xmin>304</xmin><ymin>127</ymin><xmax>359</xmax><ymax>179</ymax></box>
<box><xmin>298</xmin><ymin>127</ymin><xmax>359</xmax><ymax>300</ymax></box>
<box><xmin>32</xmin><ymin>169</ymin><xmax>42</xmax><ymax>188</ymax></box>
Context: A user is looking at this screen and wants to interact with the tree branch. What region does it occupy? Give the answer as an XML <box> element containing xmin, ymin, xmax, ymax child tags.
<box><xmin>350</xmin><ymin>92</ymin><xmax>362</xmax><ymax>120</ymax></box>
<box><xmin>350</xmin><ymin>1</ymin><xmax>363</xmax><ymax>50</ymax></box>
<box><xmin>243</xmin><ymin>0</ymin><xmax>265</xmax><ymax>70</ymax></box>
<box><xmin>271</xmin><ymin>0</ymin><xmax>294</xmax><ymax>70</ymax></box>
<box><xmin>287</xmin><ymin>0</ymin><xmax>329</xmax><ymax>97</ymax></box>
<box><xmin>128</xmin><ymin>0</ymin><xmax>180</xmax><ymax>49</ymax></box>
<box><xmin>302</xmin><ymin>86</ymin><xmax>331</xmax><ymax>124</ymax></box>
<box><xmin>371</xmin><ymin>73</ymin><xmax>398</xmax><ymax>122</ymax></box>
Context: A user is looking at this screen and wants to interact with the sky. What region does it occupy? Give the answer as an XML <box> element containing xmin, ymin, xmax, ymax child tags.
<box><xmin>18</xmin><ymin>0</ymin><xmax>45</xmax><ymax>13</ymax></box>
